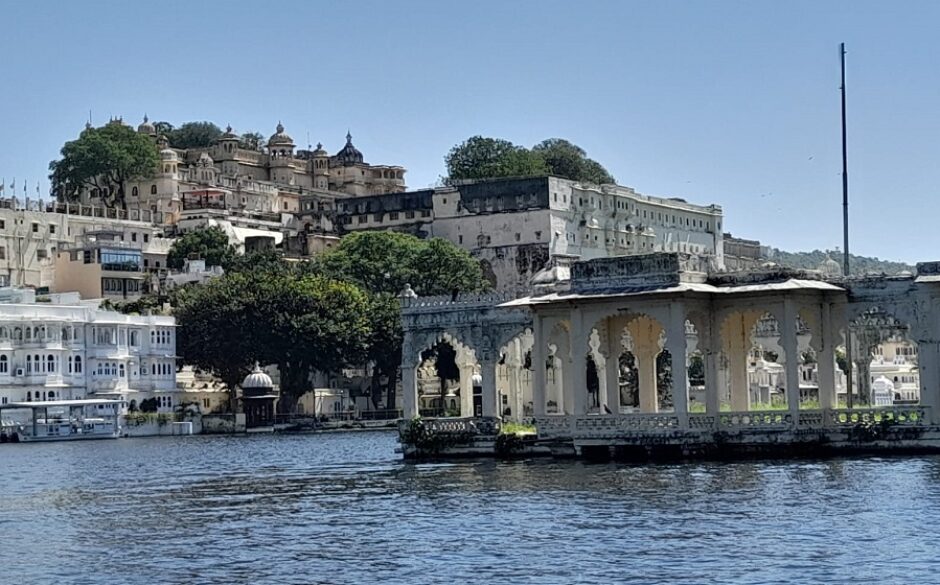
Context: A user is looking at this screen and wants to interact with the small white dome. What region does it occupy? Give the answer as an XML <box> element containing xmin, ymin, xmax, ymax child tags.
<box><xmin>818</xmin><ymin>254</ymin><xmax>843</xmax><ymax>277</ymax></box>
<box><xmin>242</xmin><ymin>364</ymin><xmax>273</xmax><ymax>389</ymax></box>
<box><xmin>160</xmin><ymin>148</ymin><xmax>178</xmax><ymax>161</ymax></box>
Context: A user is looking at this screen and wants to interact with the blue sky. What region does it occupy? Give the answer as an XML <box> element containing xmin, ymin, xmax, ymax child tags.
<box><xmin>2</xmin><ymin>0</ymin><xmax>938</xmax><ymax>263</ymax></box>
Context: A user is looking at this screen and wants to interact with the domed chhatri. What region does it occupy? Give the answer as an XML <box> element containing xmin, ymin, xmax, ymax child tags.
<box><xmin>240</xmin><ymin>363</ymin><xmax>278</xmax><ymax>431</ymax></box>
<box><xmin>137</xmin><ymin>114</ymin><xmax>156</xmax><ymax>136</ymax></box>
<box><xmin>241</xmin><ymin>362</ymin><xmax>274</xmax><ymax>389</ymax></box>
<box><xmin>818</xmin><ymin>254</ymin><xmax>843</xmax><ymax>278</ymax></box>
<box><xmin>333</xmin><ymin>130</ymin><xmax>364</xmax><ymax>165</ymax></box>
<box><xmin>268</xmin><ymin>121</ymin><xmax>294</xmax><ymax>146</ymax></box>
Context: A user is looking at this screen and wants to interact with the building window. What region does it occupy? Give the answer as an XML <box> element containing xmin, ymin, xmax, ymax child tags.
<box><xmin>37</xmin><ymin>249</ymin><xmax>47</xmax><ymax>260</ymax></box>
<box><xmin>0</xmin><ymin>355</ymin><xmax>7</xmax><ymax>374</ymax></box>
<box><xmin>357</xmin><ymin>216</ymin><xmax>366</xmax><ymax>224</ymax></box>
<box><xmin>515</xmin><ymin>233</ymin><xmax>521</xmax><ymax>242</ymax></box>
<box><xmin>132</xmin><ymin>186</ymin><xmax>139</xmax><ymax>197</ymax></box>
<box><xmin>151</xmin><ymin>185</ymin><xmax>157</xmax><ymax>195</ymax></box>
<box><xmin>458</xmin><ymin>235</ymin><xmax>463</xmax><ymax>244</ymax></box>
<box><xmin>389</xmin><ymin>212</ymin><xmax>399</xmax><ymax>220</ymax></box>
<box><xmin>405</xmin><ymin>211</ymin><xmax>414</xmax><ymax>219</ymax></box>
<box><xmin>31</xmin><ymin>223</ymin><xmax>38</xmax><ymax>233</ymax></box>
<box><xmin>49</xmin><ymin>225</ymin><xmax>56</xmax><ymax>235</ymax></box>
<box><xmin>0</xmin><ymin>247</ymin><xmax>5</xmax><ymax>260</ymax></box>
<box><xmin>421</xmin><ymin>210</ymin><xmax>430</xmax><ymax>217</ymax></box>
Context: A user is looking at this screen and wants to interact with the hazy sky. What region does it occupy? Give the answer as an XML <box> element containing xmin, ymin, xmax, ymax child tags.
<box><xmin>2</xmin><ymin>0</ymin><xmax>938</xmax><ymax>263</ymax></box>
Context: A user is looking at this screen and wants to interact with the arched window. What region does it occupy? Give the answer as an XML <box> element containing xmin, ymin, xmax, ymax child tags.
<box><xmin>74</xmin><ymin>356</ymin><xmax>82</xmax><ymax>374</ymax></box>
<box><xmin>151</xmin><ymin>363</ymin><xmax>156</xmax><ymax>376</ymax></box>
<box><xmin>68</xmin><ymin>356</ymin><xmax>73</xmax><ymax>373</ymax></box>
<box><xmin>25</xmin><ymin>355</ymin><xmax>31</xmax><ymax>373</ymax></box>
<box><xmin>150</xmin><ymin>185</ymin><xmax>157</xmax><ymax>195</ymax></box>
<box><xmin>0</xmin><ymin>355</ymin><xmax>7</xmax><ymax>374</ymax></box>
<box><xmin>132</xmin><ymin>186</ymin><xmax>139</xmax><ymax>197</ymax></box>
<box><xmin>119</xmin><ymin>364</ymin><xmax>125</xmax><ymax>378</ymax></box>
<box><xmin>26</xmin><ymin>391</ymin><xmax>31</xmax><ymax>401</ymax></box>
<box><xmin>47</xmin><ymin>391</ymin><xmax>54</xmax><ymax>399</ymax></box>
<box><xmin>47</xmin><ymin>355</ymin><xmax>55</xmax><ymax>373</ymax></box>
<box><xmin>25</xmin><ymin>327</ymin><xmax>31</xmax><ymax>341</ymax></box>
<box><xmin>0</xmin><ymin>327</ymin><xmax>7</xmax><ymax>340</ymax></box>
<box><xmin>151</xmin><ymin>331</ymin><xmax>156</xmax><ymax>344</ymax></box>
<box><xmin>13</xmin><ymin>328</ymin><xmax>21</xmax><ymax>341</ymax></box>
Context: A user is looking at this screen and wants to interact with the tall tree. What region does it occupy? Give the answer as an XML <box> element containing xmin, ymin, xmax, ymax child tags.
<box><xmin>317</xmin><ymin>231</ymin><xmax>488</xmax><ymax>410</ymax></box>
<box><xmin>49</xmin><ymin>122</ymin><xmax>159</xmax><ymax>208</ymax></box>
<box><xmin>445</xmin><ymin>136</ymin><xmax>547</xmax><ymax>183</ymax></box>
<box><xmin>532</xmin><ymin>138</ymin><xmax>615</xmax><ymax>184</ymax></box>
<box><xmin>167</xmin><ymin>121</ymin><xmax>223</xmax><ymax>149</ymax></box>
<box><xmin>166</xmin><ymin>226</ymin><xmax>237</xmax><ymax>270</ymax></box>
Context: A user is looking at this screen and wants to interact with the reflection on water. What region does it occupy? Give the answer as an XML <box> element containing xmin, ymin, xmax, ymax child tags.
<box><xmin>1</xmin><ymin>432</ymin><xmax>939</xmax><ymax>584</ymax></box>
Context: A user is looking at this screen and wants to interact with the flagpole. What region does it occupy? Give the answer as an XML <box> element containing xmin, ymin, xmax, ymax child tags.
<box><xmin>841</xmin><ymin>42</ymin><xmax>855</xmax><ymax>409</ymax></box>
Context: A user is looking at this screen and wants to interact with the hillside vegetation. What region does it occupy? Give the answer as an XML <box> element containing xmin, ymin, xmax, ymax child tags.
<box><xmin>767</xmin><ymin>248</ymin><xmax>914</xmax><ymax>276</ymax></box>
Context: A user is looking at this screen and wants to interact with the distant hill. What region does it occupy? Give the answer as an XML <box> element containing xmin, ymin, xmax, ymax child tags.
<box><xmin>765</xmin><ymin>248</ymin><xmax>914</xmax><ymax>276</ymax></box>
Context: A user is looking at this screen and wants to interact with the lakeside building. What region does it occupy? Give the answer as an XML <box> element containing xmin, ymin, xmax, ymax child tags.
<box><xmin>327</xmin><ymin>176</ymin><xmax>725</xmax><ymax>291</ymax></box>
<box><xmin>396</xmin><ymin>253</ymin><xmax>940</xmax><ymax>459</ymax></box>
<box><xmin>0</xmin><ymin>201</ymin><xmax>170</xmax><ymax>290</ymax></box>
<box><xmin>0</xmin><ymin>288</ymin><xmax>177</xmax><ymax>413</ymax></box>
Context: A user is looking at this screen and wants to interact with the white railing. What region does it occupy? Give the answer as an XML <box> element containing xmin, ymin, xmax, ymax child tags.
<box><xmin>827</xmin><ymin>406</ymin><xmax>928</xmax><ymax>427</ymax></box>
<box><xmin>534</xmin><ymin>406</ymin><xmax>933</xmax><ymax>439</ymax></box>
<box><xmin>421</xmin><ymin>417</ymin><xmax>501</xmax><ymax>436</ymax></box>
<box><xmin>718</xmin><ymin>411</ymin><xmax>792</xmax><ymax>431</ymax></box>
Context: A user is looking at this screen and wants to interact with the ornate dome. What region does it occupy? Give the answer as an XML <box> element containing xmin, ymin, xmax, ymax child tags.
<box><xmin>242</xmin><ymin>364</ymin><xmax>273</xmax><ymax>389</ymax></box>
<box><xmin>160</xmin><ymin>148</ymin><xmax>178</xmax><ymax>162</ymax></box>
<box><xmin>268</xmin><ymin>122</ymin><xmax>294</xmax><ymax>146</ymax></box>
<box><xmin>333</xmin><ymin>131</ymin><xmax>364</xmax><ymax>165</ymax></box>
<box><xmin>818</xmin><ymin>254</ymin><xmax>843</xmax><ymax>277</ymax></box>
<box><xmin>137</xmin><ymin>115</ymin><xmax>156</xmax><ymax>135</ymax></box>
<box><xmin>312</xmin><ymin>142</ymin><xmax>328</xmax><ymax>156</ymax></box>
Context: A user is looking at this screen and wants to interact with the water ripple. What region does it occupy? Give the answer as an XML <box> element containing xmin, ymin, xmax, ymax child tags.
<box><xmin>2</xmin><ymin>431</ymin><xmax>940</xmax><ymax>584</ymax></box>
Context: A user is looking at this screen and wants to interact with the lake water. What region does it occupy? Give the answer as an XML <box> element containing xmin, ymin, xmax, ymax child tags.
<box><xmin>1</xmin><ymin>431</ymin><xmax>939</xmax><ymax>585</ymax></box>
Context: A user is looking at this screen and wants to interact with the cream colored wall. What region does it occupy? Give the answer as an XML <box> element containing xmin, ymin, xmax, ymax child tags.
<box><xmin>53</xmin><ymin>252</ymin><xmax>102</xmax><ymax>299</ymax></box>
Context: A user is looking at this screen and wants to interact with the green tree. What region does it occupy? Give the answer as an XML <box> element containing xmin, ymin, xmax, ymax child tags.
<box><xmin>318</xmin><ymin>231</ymin><xmax>485</xmax><ymax>296</ymax></box>
<box><xmin>175</xmin><ymin>271</ymin><xmax>372</xmax><ymax>412</ymax></box>
<box><xmin>49</xmin><ymin>122</ymin><xmax>159</xmax><ymax>208</ymax></box>
<box><xmin>167</xmin><ymin>121</ymin><xmax>223</xmax><ymax>149</ymax></box>
<box><xmin>531</xmin><ymin>138</ymin><xmax>612</xmax><ymax>184</ymax></box>
<box><xmin>166</xmin><ymin>226</ymin><xmax>237</xmax><ymax>271</ymax></box>
<box><xmin>532</xmin><ymin>138</ymin><xmax>614</xmax><ymax>184</ymax></box>
<box><xmin>238</xmin><ymin>132</ymin><xmax>265</xmax><ymax>151</ymax></box>
<box><xmin>444</xmin><ymin>136</ymin><xmax>547</xmax><ymax>183</ymax></box>
<box><xmin>317</xmin><ymin>231</ymin><xmax>489</xmax><ymax>410</ymax></box>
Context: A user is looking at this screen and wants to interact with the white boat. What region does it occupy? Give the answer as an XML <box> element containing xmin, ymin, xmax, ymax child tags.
<box><xmin>0</xmin><ymin>399</ymin><xmax>122</xmax><ymax>442</ymax></box>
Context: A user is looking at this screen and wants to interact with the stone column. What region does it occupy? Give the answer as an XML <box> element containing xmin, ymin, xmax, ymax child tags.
<box><xmin>570</xmin><ymin>308</ymin><xmax>588</xmax><ymax>415</ymax></box>
<box><xmin>532</xmin><ymin>316</ymin><xmax>547</xmax><ymax>416</ymax></box>
<box><xmin>481</xmin><ymin>357</ymin><xmax>499</xmax><ymax>418</ymax></box>
<box><xmin>594</xmin><ymin>353</ymin><xmax>608</xmax><ymax>414</ymax></box>
<box><xmin>507</xmin><ymin>350</ymin><xmax>523</xmax><ymax>422</ymax></box>
<box><xmin>704</xmin><ymin>313</ymin><xmax>721</xmax><ymax>415</ymax></box>
<box><xmin>781</xmin><ymin>299</ymin><xmax>801</xmax><ymax>422</ymax></box>
<box><xmin>817</xmin><ymin>301</ymin><xmax>837</xmax><ymax>410</ymax></box>
<box><xmin>636</xmin><ymin>348</ymin><xmax>658</xmax><ymax>413</ymax></box>
<box><xmin>668</xmin><ymin>303</ymin><xmax>689</xmax><ymax>427</ymax></box>
<box><xmin>725</xmin><ymin>314</ymin><xmax>751</xmax><ymax>412</ymax></box>
<box><xmin>401</xmin><ymin>361</ymin><xmax>419</xmax><ymax>419</ymax></box>
<box><xmin>605</xmin><ymin>357</ymin><xmax>620</xmax><ymax>414</ymax></box>
<box><xmin>458</xmin><ymin>364</ymin><xmax>474</xmax><ymax>418</ymax></box>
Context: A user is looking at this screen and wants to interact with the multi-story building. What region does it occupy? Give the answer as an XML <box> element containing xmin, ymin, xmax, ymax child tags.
<box><xmin>328</xmin><ymin>176</ymin><xmax>725</xmax><ymax>291</ymax></box>
<box><xmin>0</xmin><ymin>288</ymin><xmax>178</xmax><ymax>413</ymax></box>
<box><xmin>0</xmin><ymin>200</ymin><xmax>170</xmax><ymax>290</ymax></box>
<box><xmin>53</xmin><ymin>229</ymin><xmax>171</xmax><ymax>301</ymax></box>
<box><xmin>70</xmin><ymin>118</ymin><xmax>407</xmax><ymax>224</ymax></box>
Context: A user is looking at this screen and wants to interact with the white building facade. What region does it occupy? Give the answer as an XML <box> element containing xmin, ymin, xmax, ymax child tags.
<box><xmin>0</xmin><ymin>289</ymin><xmax>179</xmax><ymax>413</ymax></box>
